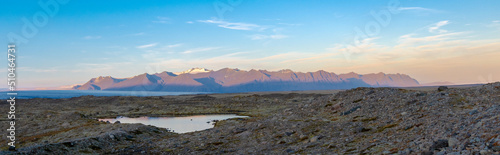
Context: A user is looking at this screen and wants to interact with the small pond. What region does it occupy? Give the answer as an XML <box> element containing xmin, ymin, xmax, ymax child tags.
<box><xmin>99</xmin><ymin>114</ymin><xmax>248</xmax><ymax>133</ymax></box>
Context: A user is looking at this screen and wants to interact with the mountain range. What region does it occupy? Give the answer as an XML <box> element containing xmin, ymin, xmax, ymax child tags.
<box><xmin>73</xmin><ymin>68</ymin><xmax>420</xmax><ymax>93</ymax></box>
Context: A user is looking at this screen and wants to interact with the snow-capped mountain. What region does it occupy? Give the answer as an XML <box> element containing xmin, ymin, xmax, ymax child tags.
<box><xmin>73</xmin><ymin>68</ymin><xmax>420</xmax><ymax>92</ymax></box>
<box><xmin>174</xmin><ymin>68</ymin><xmax>212</xmax><ymax>75</ymax></box>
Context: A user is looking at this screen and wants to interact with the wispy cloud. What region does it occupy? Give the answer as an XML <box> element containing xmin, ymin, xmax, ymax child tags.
<box><xmin>17</xmin><ymin>67</ymin><xmax>58</xmax><ymax>73</ymax></box>
<box><xmin>326</xmin><ymin>30</ymin><xmax>500</xmax><ymax>83</ymax></box>
<box><xmin>249</xmin><ymin>27</ymin><xmax>290</xmax><ymax>41</ymax></box>
<box><xmin>75</xmin><ymin>62</ymin><xmax>133</xmax><ymax>73</ymax></box>
<box><xmin>397</xmin><ymin>7</ymin><xmax>442</xmax><ymax>15</ymax></box>
<box><xmin>197</xmin><ymin>19</ymin><xmax>291</xmax><ymax>42</ymax></box>
<box><xmin>140</xmin><ymin>43</ymin><xmax>184</xmax><ymax>60</ymax></box>
<box><xmin>154</xmin><ymin>43</ymin><xmax>183</xmax><ymax>51</ymax></box>
<box><xmin>148</xmin><ymin>50</ymin><xmax>345</xmax><ymax>73</ymax></box>
<box><xmin>429</xmin><ymin>20</ymin><xmax>450</xmax><ymax>33</ymax></box>
<box><xmin>397</xmin><ymin>32</ymin><xmax>466</xmax><ymax>47</ymax></box>
<box><xmin>249</xmin><ymin>34</ymin><xmax>288</xmax><ymax>40</ymax></box>
<box><xmin>167</xmin><ymin>43</ymin><xmax>182</xmax><ymax>48</ymax></box>
<box><xmin>153</xmin><ymin>16</ymin><xmax>170</xmax><ymax>24</ymax></box>
<box><xmin>136</xmin><ymin>43</ymin><xmax>158</xmax><ymax>49</ymax></box>
<box><xmin>83</xmin><ymin>36</ymin><xmax>101</xmax><ymax>40</ymax></box>
<box><xmin>487</xmin><ymin>20</ymin><xmax>500</xmax><ymax>31</ymax></box>
<box><xmin>221</xmin><ymin>52</ymin><xmax>249</xmax><ymax>57</ymax></box>
<box><xmin>182</xmin><ymin>47</ymin><xmax>220</xmax><ymax>54</ymax></box>
<box><xmin>398</xmin><ymin>7</ymin><xmax>434</xmax><ymax>11</ymax></box>
<box><xmin>198</xmin><ymin>19</ymin><xmax>262</xmax><ymax>31</ymax></box>
<box><xmin>328</xmin><ymin>37</ymin><xmax>381</xmax><ymax>55</ymax></box>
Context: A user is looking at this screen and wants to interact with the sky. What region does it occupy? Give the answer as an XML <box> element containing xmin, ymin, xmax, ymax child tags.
<box><xmin>1</xmin><ymin>0</ymin><xmax>500</xmax><ymax>89</ymax></box>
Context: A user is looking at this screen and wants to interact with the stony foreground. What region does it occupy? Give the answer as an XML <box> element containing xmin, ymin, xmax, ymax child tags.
<box><xmin>0</xmin><ymin>83</ymin><xmax>499</xmax><ymax>154</ymax></box>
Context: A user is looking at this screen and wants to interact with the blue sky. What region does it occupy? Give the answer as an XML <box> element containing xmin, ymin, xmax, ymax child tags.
<box><xmin>1</xmin><ymin>0</ymin><xmax>500</xmax><ymax>88</ymax></box>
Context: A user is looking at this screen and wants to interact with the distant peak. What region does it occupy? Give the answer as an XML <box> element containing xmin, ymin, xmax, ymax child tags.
<box><xmin>219</xmin><ymin>68</ymin><xmax>241</xmax><ymax>71</ymax></box>
<box><xmin>174</xmin><ymin>68</ymin><xmax>212</xmax><ymax>75</ymax></box>
<box><xmin>95</xmin><ymin>76</ymin><xmax>113</xmax><ymax>82</ymax></box>
<box><xmin>279</xmin><ymin>69</ymin><xmax>293</xmax><ymax>73</ymax></box>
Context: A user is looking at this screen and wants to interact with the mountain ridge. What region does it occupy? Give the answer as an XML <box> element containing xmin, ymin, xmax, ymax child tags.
<box><xmin>73</xmin><ymin>68</ymin><xmax>420</xmax><ymax>92</ymax></box>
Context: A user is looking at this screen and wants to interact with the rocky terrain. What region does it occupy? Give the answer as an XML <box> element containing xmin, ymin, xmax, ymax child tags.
<box><xmin>1</xmin><ymin>83</ymin><xmax>499</xmax><ymax>154</ymax></box>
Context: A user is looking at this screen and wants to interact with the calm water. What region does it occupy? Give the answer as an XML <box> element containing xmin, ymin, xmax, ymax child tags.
<box><xmin>0</xmin><ymin>90</ymin><xmax>208</xmax><ymax>99</ymax></box>
<box><xmin>99</xmin><ymin>115</ymin><xmax>248</xmax><ymax>133</ymax></box>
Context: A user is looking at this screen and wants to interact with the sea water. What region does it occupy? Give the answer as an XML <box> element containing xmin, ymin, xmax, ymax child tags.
<box><xmin>0</xmin><ymin>90</ymin><xmax>208</xmax><ymax>99</ymax></box>
<box><xmin>99</xmin><ymin>115</ymin><xmax>248</xmax><ymax>133</ymax></box>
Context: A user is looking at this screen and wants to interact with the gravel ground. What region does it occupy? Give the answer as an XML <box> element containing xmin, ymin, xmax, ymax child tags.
<box><xmin>0</xmin><ymin>82</ymin><xmax>498</xmax><ymax>154</ymax></box>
